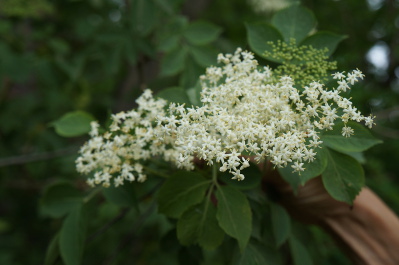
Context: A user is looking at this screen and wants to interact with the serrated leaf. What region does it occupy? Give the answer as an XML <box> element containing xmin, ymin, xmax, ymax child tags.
<box><xmin>272</xmin><ymin>4</ymin><xmax>316</xmax><ymax>43</ymax></box>
<box><xmin>270</xmin><ymin>203</ymin><xmax>291</xmax><ymax>247</ymax></box>
<box><xmin>322</xmin><ymin>148</ymin><xmax>364</xmax><ymax>204</ymax></box>
<box><xmin>189</xmin><ymin>45</ymin><xmax>217</xmax><ymax>67</ymax></box>
<box><xmin>52</xmin><ymin>111</ymin><xmax>95</xmax><ymax>137</ymax></box>
<box><xmin>102</xmin><ymin>182</ymin><xmax>138</xmax><ymax>209</ymax></box>
<box><xmin>321</xmin><ymin>121</ymin><xmax>382</xmax><ymax>153</ymax></box>
<box><xmin>40</xmin><ymin>181</ymin><xmax>83</xmax><ymax>218</ymax></box>
<box><xmin>158</xmin><ymin>171</ymin><xmax>210</xmax><ymax>218</ymax></box>
<box><xmin>289</xmin><ymin>235</ymin><xmax>313</xmax><ymax>265</ymax></box>
<box><xmin>300</xmin><ymin>31</ymin><xmax>347</xmax><ymax>56</ymax></box>
<box><xmin>160</xmin><ymin>47</ymin><xmax>187</xmax><ymax>76</ymax></box>
<box><xmin>245</xmin><ymin>22</ymin><xmax>283</xmax><ymax>62</ymax></box>
<box><xmin>177</xmin><ymin>201</ymin><xmax>224</xmax><ymax>249</ymax></box>
<box><xmin>219</xmin><ymin>163</ymin><xmax>262</xmax><ymax>190</ymax></box>
<box><xmin>44</xmin><ymin>233</ymin><xmax>60</xmax><ymax>265</ymax></box>
<box><xmin>278</xmin><ymin>147</ymin><xmax>328</xmax><ymax>191</ymax></box>
<box><xmin>216</xmin><ymin>186</ymin><xmax>252</xmax><ymax>251</ymax></box>
<box><xmin>183</xmin><ymin>21</ymin><xmax>222</xmax><ymax>45</ymax></box>
<box><xmin>156</xmin><ymin>87</ymin><xmax>192</xmax><ymax>105</ymax></box>
<box><xmin>60</xmin><ymin>205</ymin><xmax>86</xmax><ymax>265</ymax></box>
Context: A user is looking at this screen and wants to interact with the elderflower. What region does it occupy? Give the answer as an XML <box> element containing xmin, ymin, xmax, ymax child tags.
<box><xmin>76</xmin><ymin>48</ymin><xmax>375</xmax><ymax>186</ymax></box>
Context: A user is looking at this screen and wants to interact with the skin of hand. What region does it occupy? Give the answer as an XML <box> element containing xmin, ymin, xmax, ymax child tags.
<box><xmin>262</xmin><ymin>169</ymin><xmax>399</xmax><ymax>265</ymax></box>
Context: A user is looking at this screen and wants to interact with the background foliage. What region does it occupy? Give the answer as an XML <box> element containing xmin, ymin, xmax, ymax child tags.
<box><xmin>0</xmin><ymin>0</ymin><xmax>398</xmax><ymax>264</ymax></box>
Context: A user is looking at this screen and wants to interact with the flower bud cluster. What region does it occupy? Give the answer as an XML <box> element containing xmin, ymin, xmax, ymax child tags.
<box><xmin>76</xmin><ymin>48</ymin><xmax>375</xmax><ymax>186</ymax></box>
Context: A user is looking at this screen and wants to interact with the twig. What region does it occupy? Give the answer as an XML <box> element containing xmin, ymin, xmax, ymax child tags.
<box><xmin>102</xmin><ymin>201</ymin><xmax>157</xmax><ymax>265</ymax></box>
<box><xmin>0</xmin><ymin>146</ymin><xmax>79</xmax><ymax>167</ymax></box>
<box><xmin>86</xmin><ymin>208</ymin><xmax>131</xmax><ymax>243</ymax></box>
<box><xmin>86</xmin><ymin>180</ymin><xmax>163</xmax><ymax>243</ymax></box>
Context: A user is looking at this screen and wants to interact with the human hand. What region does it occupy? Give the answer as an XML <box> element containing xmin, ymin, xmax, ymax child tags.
<box><xmin>261</xmin><ymin>165</ymin><xmax>399</xmax><ymax>265</ymax></box>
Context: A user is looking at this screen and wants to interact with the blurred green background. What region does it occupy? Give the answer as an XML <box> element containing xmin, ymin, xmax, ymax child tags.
<box><xmin>0</xmin><ymin>0</ymin><xmax>398</xmax><ymax>264</ymax></box>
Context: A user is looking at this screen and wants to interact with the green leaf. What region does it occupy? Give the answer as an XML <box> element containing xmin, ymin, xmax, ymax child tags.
<box><xmin>158</xmin><ymin>35</ymin><xmax>180</xmax><ymax>52</ymax></box>
<box><xmin>137</xmin><ymin>38</ymin><xmax>155</xmax><ymax>58</ymax></box>
<box><xmin>106</xmin><ymin>45</ymin><xmax>122</xmax><ymax>74</ymax></box>
<box><xmin>289</xmin><ymin>235</ymin><xmax>313</xmax><ymax>265</ymax></box>
<box><xmin>60</xmin><ymin>205</ymin><xmax>86</xmax><ymax>265</ymax></box>
<box><xmin>344</xmin><ymin>151</ymin><xmax>366</xmax><ymax>164</ymax></box>
<box><xmin>44</xmin><ymin>233</ymin><xmax>60</xmax><ymax>265</ymax></box>
<box><xmin>186</xmin><ymin>82</ymin><xmax>202</xmax><ymax>106</ymax></box>
<box><xmin>271</xmin><ymin>4</ymin><xmax>316</xmax><ymax>43</ymax></box>
<box><xmin>277</xmin><ymin>167</ymin><xmax>301</xmax><ymax>193</ymax></box>
<box><xmin>158</xmin><ymin>171</ymin><xmax>210</xmax><ymax>218</ymax></box>
<box><xmin>55</xmin><ymin>56</ymin><xmax>86</xmax><ymax>81</ymax></box>
<box><xmin>161</xmin><ymin>15</ymin><xmax>188</xmax><ymax>36</ymax></box>
<box><xmin>219</xmin><ymin>163</ymin><xmax>262</xmax><ymax>190</ymax></box>
<box><xmin>178</xmin><ymin>245</ymin><xmax>203</xmax><ymax>265</ymax></box>
<box><xmin>245</xmin><ymin>22</ymin><xmax>283</xmax><ymax>62</ymax></box>
<box><xmin>278</xmin><ymin>146</ymin><xmax>328</xmax><ymax>190</ymax></box>
<box><xmin>321</xmin><ymin>121</ymin><xmax>382</xmax><ymax>153</ymax></box>
<box><xmin>270</xmin><ymin>203</ymin><xmax>291</xmax><ymax>247</ymax></box>
<box><xmin>183</xmin><ymin>21</ymin><xmax>222</xmax><ymax>45</ymax></box>
<box><xmin>102</xmin><ymin>182</ymin><xmax>138</xmax><ymax>209</ymax></box>
<box><xmin>179</xmin><ymin>56</ymin><xmax>204</xmax><ymax>89</ymax></box>
<box><xmin>153</xmin><ymin>0</ymin><xmax>175</xmax><ymax>15</ymax></box>
<box><xmin>157</xmin><ymin>87</ymin><xmax>192</xmax><ymax>105</ymax></box>
<box><xmin>52</xmin><ymin>111</ymin><xmax>95</xmax><ymax>137</ymax></box>
<box><xmin>160</xmin><ymin>47</ymin><xmax>187</xmax><ymax>76</ymax></box>
<box><xmin>234</xmin><ymin>240</ymin><xmax>281</xmax><ymax>265</ymax></box>
<box><xmin>40</xmin><ymin>181</ymin><xmax>83</xmax><ymax>218</ymax></box>
<box><xmin>189</xmin><ymin>45</ymin><xmax>218</xmax><ymax>67</ymax></box>
<box><xmin>49</xmin><ymin>38</ymin><xmax>70</xmax><ymax>55</ymax></box>
<box><xmin>322</xmin><ymin>148</ymin><xmax>364</xmax><ymax>204</ymax></box>
<box><xmin>177</xmin><ymin>201</ymin><xmax>224</xmax><ymax>249</ymax></box>
<box><xmin>216</xmin><ymin>186</ymin><xmax>252</xmax><ymax>251</ymax></box>
<box><xmin>125</xmin><ymin>39</ymin><xmax>138</xmax><ymax>64</ymax></box>
<box><xmin>131</xmin><ymin>0</ymin><xmax>158</xmax><ymax>36</ymax></box>
<box><xmin>300</xmin><ymin>31</ymin><xmax>347</xmax><ymax>56</ymax></box>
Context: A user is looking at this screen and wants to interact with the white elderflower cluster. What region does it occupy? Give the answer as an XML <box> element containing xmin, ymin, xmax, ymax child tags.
<box><xmin>76</xmin><ymin>48</ymin><xmax>375</xmax><ymax>186</ymax></box>
<box><xmin>76</xmin><ymin>90</ymin><xmax>194</xmax><ymax>187</ymax></box>
<box><xmin>158</xmin><ymin>49</ymin><xmax>374</xmax><ymax>180</ymax></box>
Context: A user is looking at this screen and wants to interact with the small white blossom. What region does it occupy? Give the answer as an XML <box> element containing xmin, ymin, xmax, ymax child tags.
<box><xmin>342</xmin><ymin>126</ymin><xmax>354</xmax><ymax>137</ymax></box>
<box><xmin>291</xmin><ymin>161</ymin><xmax>305</xmax><ymax>172</ymax></box>
<box><xmin>332</xmin><ymin>71</ymin><xmax>345</xmax><ymax>80</ymax></box>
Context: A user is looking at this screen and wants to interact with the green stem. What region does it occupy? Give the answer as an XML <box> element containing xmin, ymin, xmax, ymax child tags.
<box><xmin>212</xmin><ymin>161</ymin><xmax>219</xmax><ymax>186</ymax></box>
<box><xmin>142</xmin><ymin>165</ymin><xmax>169</xmax><ymax>178</ymax></box>
<box><xmin>83</xmin><ymin>186</ymin><xmax>102</xmax><ymax>203</ymax></box>
<box><xmin>200</xmin><ymin>162</ymin><xmax>218</xmax><ymax>226</ymax></box>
